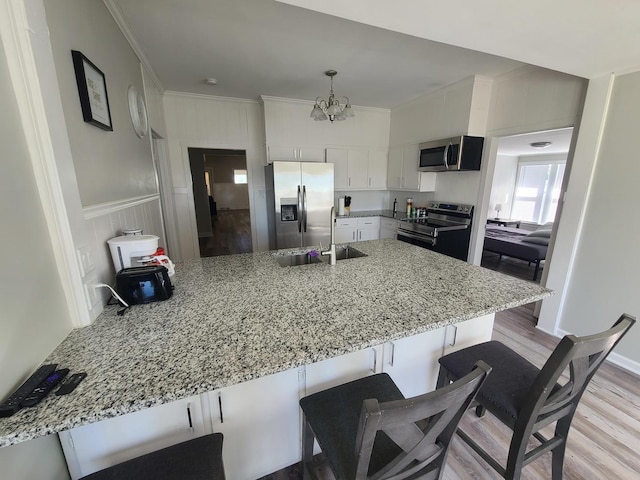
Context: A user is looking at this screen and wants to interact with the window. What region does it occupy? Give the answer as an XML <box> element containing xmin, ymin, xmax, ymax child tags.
<box><xmin>511</xmin><ymin>160</ymin><xmax>565</xmax><ymax>224</ymax></box>
<box><xmin>233</xmin><ymin>169</ymin><xmax>247</xmax><ymax>184</ymax></box>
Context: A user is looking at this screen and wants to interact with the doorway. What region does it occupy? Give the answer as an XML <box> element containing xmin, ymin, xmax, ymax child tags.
<box><xmin>188</xmin><ymin>148</ymin><xmax>252</xmax><ymax>257</ymax></box>
<box><xmin>480</xmin><ymin>127</ymin><xmax>573</xmax><ymax>283</ymax></box>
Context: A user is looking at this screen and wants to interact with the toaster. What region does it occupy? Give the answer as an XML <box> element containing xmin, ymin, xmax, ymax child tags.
<box><xmin>115</xmin><ymin>265</ymin><xmax>173</xmax><ymax>305</ymax></box>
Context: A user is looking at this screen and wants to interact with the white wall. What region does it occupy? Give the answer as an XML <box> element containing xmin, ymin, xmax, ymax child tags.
<box><xmin>555</xmin><ymin>70</ymin><xmax>640</xmax><ymax>367</ymax></box>
<box><xmin>163</xmin><ymin>93</ymin><xmax>268</xmax><ymax>260</ymax></box>
<box><xmin>489</xmin><ymin>154</ymin><xmax>518</xmax><ymax>218</ymax></box>
<box><xmin>0</xmin><ymin>29</ymin><xmax>71</xmax><ymax>480</ymax></box>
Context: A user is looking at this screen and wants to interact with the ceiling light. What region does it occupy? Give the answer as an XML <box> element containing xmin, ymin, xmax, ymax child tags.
<box><xmin>530</xmin><ymin>141</ymin><xmax>552</xmax><ymax>148</ymax></box>
<box><xmin>204</xmin><ymin>78</ymin><xmax>218</xmax><ymax>85</ymax></box>
<box><xmin>310</xmin><ymin>70</ymin><xmax>355</xmax><ymax>123</ymax></box>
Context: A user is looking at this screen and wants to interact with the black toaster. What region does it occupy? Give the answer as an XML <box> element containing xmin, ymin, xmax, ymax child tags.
<box><xmin>115</xmin><ymin>265</ymin><xmax>173</xmax><ymax>305</ymax></box>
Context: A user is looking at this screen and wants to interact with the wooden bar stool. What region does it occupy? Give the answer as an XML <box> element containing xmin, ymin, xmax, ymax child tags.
<box><xmin>437</xmin><ymin>314</ymin><xmax>635</xmax><ymax>480</ymax></box>
<box><xmin>299</xmin><ymin>362</ymin><xmax>491</xmax><ymax>480</ymax></box>
<box><xmin>79</xmin><ymin>432</ymin><xmax>225</xmax><ymax>480</ymax></box>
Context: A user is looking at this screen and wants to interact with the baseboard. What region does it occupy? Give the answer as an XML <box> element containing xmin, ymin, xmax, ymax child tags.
<box><xmin>555</xmin><ymin>327</ymin><xmax>640</xmax><ymax>376</ymax></box>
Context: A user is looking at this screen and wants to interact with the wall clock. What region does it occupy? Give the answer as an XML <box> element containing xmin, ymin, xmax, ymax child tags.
<box><xmin>127</xmin><ymin>85</ymin><xmax>148</xmax><ymax>138</ymax></box>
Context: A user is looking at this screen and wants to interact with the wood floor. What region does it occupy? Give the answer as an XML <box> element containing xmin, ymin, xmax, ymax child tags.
<box><xmin>198</xmin><ymin>209</ymin><xmax>252</xmax><ymax>257</ymax></box>
<box><xmin>481</xmin><ymin>251</ymin><xmax>543</xmax><ymax>284</ymax></box>
<box><xmin>263</xmin><ymin>304</ymin><xmax>640</xmax><ymax>480</ymax></box>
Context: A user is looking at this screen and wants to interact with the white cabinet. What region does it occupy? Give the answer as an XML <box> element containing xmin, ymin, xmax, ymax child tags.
<box><xmin>379</xmin><ymin>217</ymin><xmax>399</xmax><ymax>239</ymax></box>
<box><xmin>443</xmin><ymin>314</ymin><xmax>495</xmax><ymax>355</ymax></box>
<box><xmin>268</xmin><ymin>145</ymin><xmax>325</xmax><ymax>163</ymax></box>
<box><xmin>335</xmin><ymin>217</ymin><xmax>380</xmax><ymax>243</ymax></box>
<box><xmin>381</xmin><ymin>328</ymin><xmax>447</xmax><ymax>398</ymax></box>
<box><xmin>327</xmin><ymin>148</ymin><xmax>388</xmax><ymax>191</ymax></box>
<box><xmin>60</xmin><ymin>395</ymin><xmax>206</xmax><ymax>480</ymax></box>
<box><xmin>387</xmin><ymin>145</ymin><xmax>437</xmax><ymax>192</ymax></box>
<box><xmin>207</xmin><ymin>368</ymin><xmax>302</xmax><ymax>480</ymax></box>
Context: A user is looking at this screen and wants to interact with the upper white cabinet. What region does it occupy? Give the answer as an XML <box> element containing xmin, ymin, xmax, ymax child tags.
<box><xmin>327</xmin><ymin>148</ymin><xmax>388</xmax><ymax>191</ymax></box>
<box><xmin>387</xmin><ymin>144</ymin><xmax>436</xmax><ymax>192</ymax></box>
<box><xmin>267</xmin><ymin>145</ymin><xmax>325</xmax><ymax>163</ymax></box>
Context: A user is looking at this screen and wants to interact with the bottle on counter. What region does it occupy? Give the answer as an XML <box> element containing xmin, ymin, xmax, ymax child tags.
<box><xmin>406</xmin><ymin>198</ymin><xmax>413</xmax><ymax>218</ymax></box>
<box><xmin>392</xmin><ymin>198</ymin><xmax>397</xmax><ymax>216</ymax></box>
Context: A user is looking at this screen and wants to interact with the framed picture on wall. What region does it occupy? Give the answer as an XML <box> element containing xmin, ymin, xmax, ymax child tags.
<box><xmin>71</xmin><ymin>50</ymin><xmax>113</xmax><ymax>131</ymax></box>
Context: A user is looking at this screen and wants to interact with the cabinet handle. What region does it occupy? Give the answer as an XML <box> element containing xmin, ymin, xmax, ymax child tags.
<box><xmin>388</xmin><ymin>342</ymin><xmax>395</xmax><ymax>367</ymax></box>
<box><xmin>448</xmin><ymin>325</ymin><xmax>458</xmax><ymax>347</ymax></box>
<box><xmin>218</xmin><ymin>392</ymin><xmax>224</xmax><ymax>424</ymax></box>
<box><xmin>348</xmin><ymin>177</ymin><xmax>351</xmax><ymax>186</ymax></box>
<box><xmin>371</xmin><ymin>348</ymin><xmax>377</xmax><ymax>373</ymax></box>
<box><xmin>358</xmin><ymin>231</ymin><xmax>361</xmax><ymax>240</ymax></box>
<box><xmin>352</xmin><ymin>231</ymin><xmax>356</xmax><ymax>241</ymax></box>
<box><xmin>368</xmin><ymin>177</ymin><xmax>371</xmax><ymax>187</ymax></box>
<box><xmin>186</xmin><ymin>402</ymin><xmax>194</xmax><ymax>433</ymax></box>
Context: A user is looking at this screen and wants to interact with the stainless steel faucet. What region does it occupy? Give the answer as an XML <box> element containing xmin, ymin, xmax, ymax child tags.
<box><xmin>321</xmin><ymin>206</ymin><xmax>337</xmax><ymax>265</ymax></box>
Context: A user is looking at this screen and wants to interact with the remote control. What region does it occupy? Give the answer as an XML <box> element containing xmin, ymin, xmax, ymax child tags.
<box><xmin>0</xmin><ymin>364</ymin><xmax>57</xmax><ymax>417</ymax></box>
<box><xmin>55</xmin><ymin>372</ymin><xmax>87</xmax><ymax>396</ymax></box>
<box><xmin>21</xmin><ymin>369</ymin><xmax>69</xmax><ymax>407</ymax></box>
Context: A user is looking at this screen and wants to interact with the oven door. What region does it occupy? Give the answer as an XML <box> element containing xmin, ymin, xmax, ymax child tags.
<box><xmin>397</xmin><ymin>227</ymin><xmax>437</xmax><ymax>249</ymax></box>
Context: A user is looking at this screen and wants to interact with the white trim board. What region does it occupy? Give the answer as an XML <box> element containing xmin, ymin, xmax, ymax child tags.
<box><xmin>83</xmin><ymin>194</ymin><xmax>160</xmax><ymax>220</ymax></box>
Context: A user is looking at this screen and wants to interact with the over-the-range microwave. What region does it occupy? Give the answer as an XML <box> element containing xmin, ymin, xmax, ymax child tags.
<box><xmin>418</xmin><ymin>135</ymin><xmax>484</xmax><ymax>172</ymax></box>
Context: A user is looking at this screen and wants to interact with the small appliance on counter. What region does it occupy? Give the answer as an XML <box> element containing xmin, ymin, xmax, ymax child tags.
<box><xmin>107</xmin><ymin>233</ymin><xmax>175</xmax><ymax>276</ymax></box>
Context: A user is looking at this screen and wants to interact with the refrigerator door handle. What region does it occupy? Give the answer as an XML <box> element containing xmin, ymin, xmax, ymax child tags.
<box><xmin>302</xmin><ymin>185</ymin><xmax>308</xmax><ymax>232</ymax></box>
<box><xmin>297</xmin><ymin>185</ymin><xmax>302</xmax><ymax>233</ymax></box>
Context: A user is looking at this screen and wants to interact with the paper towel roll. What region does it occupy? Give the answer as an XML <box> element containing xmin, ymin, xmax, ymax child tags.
<box><xmin>338</xmin><ymin>197</ymin><xmax>346</xmax><ymax>216</ymax></box>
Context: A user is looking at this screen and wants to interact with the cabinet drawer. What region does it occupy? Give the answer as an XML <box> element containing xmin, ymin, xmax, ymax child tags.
<box><xmin>357</xmin><ymin>217</ymin><xmax>380</xmax><ymax>228</ymax></box>
<box><xmin>336</xmin><ymin>218</ymin><xmax>358</xmax><ymax>228</ymax></box>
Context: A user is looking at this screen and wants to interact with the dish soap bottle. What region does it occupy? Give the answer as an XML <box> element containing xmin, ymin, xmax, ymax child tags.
<box><xmin>406</xmin><ymin>198</ymin><xmax>413</xmax><ymax>218</ymax></box>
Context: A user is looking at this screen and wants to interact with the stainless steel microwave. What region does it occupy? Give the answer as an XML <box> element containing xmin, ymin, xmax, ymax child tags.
<box><xmin>418</xmin><ymin>135</ymin><xmax>484</xmax><ymax>172</ymax></box>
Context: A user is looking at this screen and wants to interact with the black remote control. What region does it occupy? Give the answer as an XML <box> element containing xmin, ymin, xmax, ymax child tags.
<box><xmin>55</xmin><ymin>372</ymin><xmax>87</xmax><ymax>396</ymax></box>
<box><xmin>0</xmin><ymin>364</ymin><xmax>57</xmax><ymax>417</ymax></box>
<box><xmin>21</xmin><ymin>369</ymin><xmax>69</xmax><ymax>407</ymax></box>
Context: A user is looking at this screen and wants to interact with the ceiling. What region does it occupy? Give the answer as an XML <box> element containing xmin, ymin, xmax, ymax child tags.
<box><xmin>110</xmin><ymin>0</ymin><xmax>640</xmax><ymax>109</ymax></box>
<box><xmin>497</xmin><ymin>128</ymin><xmax>573</xmax><ymax>156</ymax></box>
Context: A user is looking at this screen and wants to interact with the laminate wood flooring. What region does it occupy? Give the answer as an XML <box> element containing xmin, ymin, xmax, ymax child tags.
<box><xmin>481</xmin><ymin>251</ymin><xmax>543</xmax><ymax>284</ymax></box>
<box><xmin>262</xmin><ymin>304</ymin><xmax>640</xmax><ymax>480</ymax></box>
<box><xmin>198</xmin><ymin>209</ymin><xmax>252</xmax><ymax>257</ymax></box>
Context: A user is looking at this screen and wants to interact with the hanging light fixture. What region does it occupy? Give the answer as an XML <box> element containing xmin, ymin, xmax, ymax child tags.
<box><xmin>310</xmin><ymin>70</ymin><xmax>355</xmax><ymax>123</ymax></box>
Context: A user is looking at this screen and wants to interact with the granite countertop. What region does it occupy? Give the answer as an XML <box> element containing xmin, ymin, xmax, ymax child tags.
<box><xmin>0</xmin><ymin>240</ymin><xmax>551</xmax><ymax>447</ymax></box>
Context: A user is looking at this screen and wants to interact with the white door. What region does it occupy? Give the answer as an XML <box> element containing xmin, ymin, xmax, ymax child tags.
<box><xmin>327</xmin><ymin>148</ymin><xmax>349</xmax><ymax>190</ymax></box>
<box><xmin>208</xmin><ymin>369</ymin><xmax>302</xmax><ymax>480</ymax></box>
<box><xmin>335</xmin><ymin>227</ymin><xmax>357</xmax><ymax>243</ymax></box>
<box><xmin>60</xmin><ymin>396</ymin><xmax>205</xmax><ymax>480</ymax></box>
<box><xmin>347</xmin><ymin>149</ymin><xmax>369</xmax><ymax>189</ymax></box>
<box><xmin>358</xmin><ymin>227</ymin><xmax>379</xmax><ymax>241</ymax></box>
<box><xmin>387</xmin><ymin>146</ymin><xmax>403</xmax><ymax>189</ymax></box>
<box><xmin>443</xmin><ymin>314</ymin><xmax>495</xmax><ymax>355</ymax></box>
<box><xmin>402</xmin><ymin>144</ymin><xmax>420</xmax><ymax>190</ymax></box>
<box><xmin>368</xmin><ymin>149</ymin><xmax>388</xmax><ymax>189</ymax></box>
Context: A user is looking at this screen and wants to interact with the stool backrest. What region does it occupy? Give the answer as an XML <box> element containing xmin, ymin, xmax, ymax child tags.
<box><xmin>521</xmin><ymin>314</ymin><xmax>635</xmax><ymax>431</ymax></box>
<box><xmin>355</xmin><ymin>361</ymin><xmax>491</xmax><ymax>480</ymax></box>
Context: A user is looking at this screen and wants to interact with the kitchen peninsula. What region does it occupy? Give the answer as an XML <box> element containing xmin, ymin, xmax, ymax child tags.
<box><xmin>0</xmin><ymin>239</ymin><xmax>550</xmax><ymax>478</ymax></box>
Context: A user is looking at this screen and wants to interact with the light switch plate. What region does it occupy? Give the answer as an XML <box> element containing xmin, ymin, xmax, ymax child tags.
<box><xmin>76</xmin><ymin>246</ymin><xmax>95</xmax><ymax>278</ymax></box>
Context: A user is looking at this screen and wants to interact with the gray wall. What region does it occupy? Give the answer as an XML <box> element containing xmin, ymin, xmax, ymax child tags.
<box><xmin>45</xmin><ymin>0</ymin><xmax>157</xmax><ymax>206</ymax></box>
<box><xmin>558</xmin><ymin>71</ymin><xmax>640</xmax><ymax>361</ymax></box>
<box><xmin>0</xmin><ymin>33</ymin><xmax>72</xmax><ymax>480</ymax></box>
<box><xmin>204</xmin><ymin>154</ymin><xmax>250</xmax><ymax>210</ymax></box>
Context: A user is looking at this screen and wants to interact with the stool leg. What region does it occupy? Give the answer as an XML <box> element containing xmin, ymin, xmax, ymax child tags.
<box><xmin>551</xmin><ymin>417</ymin><xmax>571</xmax><ymax>480</ymax></box>
<box><xmin>436</xmin><ymin>365</ymin><xmax>449</xmax><ymax>389</ymax></box>
<box><xmin>475</xmin><ymin>405</ymin><xmax>486</xmax><ymax>417</ymax></box>
<box><xmin>301</xmin><ymin>417</ymin><xmax>315</xmax><ymax>480</ymax></box>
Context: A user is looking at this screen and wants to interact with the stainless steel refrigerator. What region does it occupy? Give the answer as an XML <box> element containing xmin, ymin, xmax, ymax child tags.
<box><xmin>265</xmin><ymin>161</ymin><xmax>334</xmax><ymax>249</ymax></box>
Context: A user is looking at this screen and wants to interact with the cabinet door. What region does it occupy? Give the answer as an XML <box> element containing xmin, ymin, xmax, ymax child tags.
<box><xmin>335</xmin><ymin>226</ymin><xmax>357</xmax><ymax>243</ymax></box>
<box><xmin>298</xmin><ymin>147</ymin><xmax>325</xmax><ymax>162</ymax></box>
<box><xmin>268</xmin><ymin>145</ymin><xmax>298</xmax><ymax>162</ymax></box>
<box><xmin>382</xmin><ymin>329</ymin><xmax>446</xmax><ymax>398</ymax></box>
<box><xmin>368</xmin><ymin>149</ymin><xmax>388</xmax><ymax>189</ymax></box>
<box><xmin>347</xmin><ymin>149</ymin><xmax>369</xmax><ymax>189</ymax></box>
<box><xmin>208</xmin><ymin>368</ymin><xmax>302</xmax><ymax>480</ymax></box>
<box><xmin>326</xmin><ymin>148</ymin><xmax>349</xmax><ymax>190</ymax></box>
<box><xmin>60</xmin><ymin>396</ymin><xmax>205</xmax><ymax>480</ymax></box>
<box><xmin>443</xmin><ymin>314</ymin><xmax>495</xmax><ymax>355</ymax></box>
<box><xmin>387</xmin><ymin>146</ymin><xmax>403</xmax><ymax>189</ymax></box>
<box><xmin>358</xmin><ymin>227</ymin><xmax>379</xmax><ymax>241</ymax></box>
<box><xmin>402</xmin><ymin>144</ymin><xmax>420</xmax><ymax>191</ymax></box>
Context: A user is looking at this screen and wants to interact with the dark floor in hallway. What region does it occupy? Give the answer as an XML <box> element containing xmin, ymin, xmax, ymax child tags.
<box><xmin>481</xmin><ymin>251</ymin><xmax>542</xmax><ymax>283</ymax></box>
<box><xmin>198</xmin><ymin>209</ymin><xmax>252</xmax><ymax>257</ymax></box>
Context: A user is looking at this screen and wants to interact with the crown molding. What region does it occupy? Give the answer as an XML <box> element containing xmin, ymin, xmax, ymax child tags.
<box><xmin>102</xmin><ymin>0</ymin><xmax>165</xmax><ymax>93</ymax></box>
<box><xmin>164</xmin><ymin>91</ymin><xmax>260</xmax><ymax>104</ymax></box>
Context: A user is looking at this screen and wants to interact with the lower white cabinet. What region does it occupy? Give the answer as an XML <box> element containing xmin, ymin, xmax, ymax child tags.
<box><xmin>443</xmin><ymin>314</ymin><xmax>495</xmax><ymax>355</ymax></box>
<box><xmin>207</xmin><ymin>368</ymin><xmax>302</xmax><ymax>480</ymax></box>
<box><xmin>335</xmin><ymin>217</ymin><xmax>380</xmax><ymax>243</ymax></box>
<box><xmin>60</xmin><ymin>395</ymin><xmax>206</xmax><ymax>480</ymax></box>
<box><xmin>379</xmin><ymin>217</ymin><xmax>399</xmax><ymax>239</ymax></box>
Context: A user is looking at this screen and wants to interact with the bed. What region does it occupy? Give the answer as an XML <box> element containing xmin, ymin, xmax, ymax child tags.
<box><xmin>483</xmin><ymin>224</ymin><xmax>551</xmax><ymax>280</ymax></box>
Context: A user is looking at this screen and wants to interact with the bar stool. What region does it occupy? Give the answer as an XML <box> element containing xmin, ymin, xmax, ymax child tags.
<box><xmin>437</xmin><ymin>314</ymin><xmax>635</xmax><ymax>480</ymax></box>
<box><xmin>79</xmin><ymin>432</ymin><xmax>225</xmax><ymax>480</ymax></box>
<box><xmin>299</xmin><ymin>362</ymin><xmax>491</xmax><ymax>480</ymax></box>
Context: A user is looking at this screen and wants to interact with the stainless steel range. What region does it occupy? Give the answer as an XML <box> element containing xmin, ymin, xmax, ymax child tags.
<box><xmin>397</xmin><ymin>201</ymin><xmax>474</xmax><ymax>261</ymax></box>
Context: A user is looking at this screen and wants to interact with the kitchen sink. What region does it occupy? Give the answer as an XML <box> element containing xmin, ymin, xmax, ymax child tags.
<box><xmin>275</xmin><ymin>252</ymin><xmax>323</xmax><ymax>267</ymax></box>
<box><xmin>335</xmin><ymin>245</ymin><xmax>367</xmax><ymax>261</ymax></box>
<box><xmin>275</xmin><ymin>246</ymin><xmax>367</xmax><ymax>267</ymax></box>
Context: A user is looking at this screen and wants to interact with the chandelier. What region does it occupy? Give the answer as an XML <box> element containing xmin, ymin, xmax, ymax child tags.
<box><xmin>310</xmin><ymin>70</ymin><xmax>355</xmax><ymax>122</ymax></box>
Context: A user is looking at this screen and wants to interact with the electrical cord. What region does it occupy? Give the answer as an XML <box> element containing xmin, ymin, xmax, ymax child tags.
<box><xmin>93</xmin><ymin>284</ymin><xmax>130</xmax><ymax>315</ymax></box>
